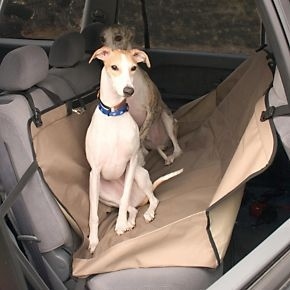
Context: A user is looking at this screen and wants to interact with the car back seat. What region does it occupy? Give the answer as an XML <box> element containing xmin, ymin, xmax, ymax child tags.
<box><xmin>0</xmin><ymin>42</ymin><xmax>225</xmax><ymax>289</ymax></box>
<box><xmin>0</xmin><ymin>39</ymin><xmax>275</xmax><ymax>290</ymax></box>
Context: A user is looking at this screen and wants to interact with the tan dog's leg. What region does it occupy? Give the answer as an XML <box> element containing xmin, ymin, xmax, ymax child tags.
<box><xmin>88</xmin><ymin>169</ymin><xmax>100</xmax><ymax>254</ymax></box>
<box><xmin>161</xmin><ymin>111</ymin><xmax>182</xmax><ymax>165</ymax></box>
<box><xmin>115</xmin><ymin>154</ymin><xmax>139</xmax><ymax>235</ymax></box>
<box><xmin>139</xmin><ymin>112</ymin><xmax>155</xmax><ymax>144</ymax></box>
<box><xmin>134</xmin><ymin>166</ymin><xmax>159</xmax><ymax>222</ymax></box>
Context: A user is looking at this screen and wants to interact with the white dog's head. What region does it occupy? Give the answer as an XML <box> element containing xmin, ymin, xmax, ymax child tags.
<box><xmin>89</xmin><ymin>46</ymin><xmax>151</xmax><ymax>98</ymax></box>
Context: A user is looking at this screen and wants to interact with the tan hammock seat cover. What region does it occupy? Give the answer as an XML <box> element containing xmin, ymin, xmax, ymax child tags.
<box><xmin>31</xmin><ymin>51</ymin><xmax>274</xmax><ymax>277</ymax></box>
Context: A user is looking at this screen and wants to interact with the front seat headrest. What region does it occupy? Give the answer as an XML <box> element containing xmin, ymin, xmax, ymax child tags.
<box><xmin>49</xmin><ymin>32</ymin><xmax>85</xmax><ymax>68</ymax></box>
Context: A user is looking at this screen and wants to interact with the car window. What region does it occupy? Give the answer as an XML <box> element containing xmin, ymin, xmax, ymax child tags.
<box><xmin>118</xmin><ymin>0</ymin><xmax>261</xmax><ymax>54</ymax></box>
<box><xmin>0</xmin><ymin>0</ymin><xmax>85</xmax><ymax>39</ymax></box>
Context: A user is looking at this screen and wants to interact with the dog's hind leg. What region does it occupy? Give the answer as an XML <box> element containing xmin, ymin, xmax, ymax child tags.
<box><xmin>157</xmin><ymin>146</ymin><xmax>170</xmax><ymax>162</ymax></box>
<box><xmin>161</xmin><ymin>111</ymin><xmax>182</xmax><ymax>165</ymax></box>
<box><xmin>134</xmin><ymin>166</ymin><xmax>159</xmax><ymax>222</ymax></box>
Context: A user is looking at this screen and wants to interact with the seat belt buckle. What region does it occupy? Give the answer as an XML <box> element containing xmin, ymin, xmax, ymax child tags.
<box><xmin>260</xmin><ymin>106</ymin><xmax>275</xmax><ymax>121</ymax></box>
<box><xmin>17</xmin><ymin>234</ymin><xmax>41</xmax><ymax>243</ymax></box>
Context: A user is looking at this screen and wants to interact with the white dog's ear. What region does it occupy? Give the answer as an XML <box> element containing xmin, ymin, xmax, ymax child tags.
<box><xmin>89</xmin><ymin>46</ymin><xmax>112</xmax><ymax>63</ymax></box>
<box><xmin>130</xmin><ymin>49</ymin><xmax>151</xmax><ymax>68</ymax></box>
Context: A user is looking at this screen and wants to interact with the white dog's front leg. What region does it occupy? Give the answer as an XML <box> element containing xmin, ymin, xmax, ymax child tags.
<box><xmin>88</xmin><ymin>169</ymin><xmax>100</xmax><ymax>254</ymax></box>
<box><xmin>115</xmin><ymin>154</ymin><xmax>138</xmax><ymax>235</ymax></box>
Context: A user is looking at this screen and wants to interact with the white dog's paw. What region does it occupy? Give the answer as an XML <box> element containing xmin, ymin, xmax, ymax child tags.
<box><xmin>115</xmin><ymin>219</ymin><xmax>135</xmax><ymax>235</ymax></box>
<box><xmin>144</xmin><ymin>208</ymin><xmax>156</xmax><ymax>223</ymax></box>
<box><xmin>144</xmin><ymin>198</ymin><xmax>159</xmax><ymax>223</ymax></box>
<box><xmin>88</xmin><ymin>234</ymin><xmax>99</xmax><ymax>254</ymax></box>
<box><xmin>128</xmin><ymin>207</ymin><xmax>138</xmax><ymax>228</ymax></box>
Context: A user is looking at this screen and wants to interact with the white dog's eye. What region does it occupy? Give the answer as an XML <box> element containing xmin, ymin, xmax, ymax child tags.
<box><xmin>131</xmin><ymin>66</ymin><xmax>137</xmax><ymax>71</ymax></box>
<box><xmin>111</xmin><ymin>65</ymin><xmax>118</xmax><ymax>71</ymax></box>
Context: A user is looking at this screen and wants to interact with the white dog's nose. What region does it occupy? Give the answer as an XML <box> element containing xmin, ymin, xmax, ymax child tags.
<box><xmin>123</xmin><ymin>86</ymin><xmax>134</xmax><ymax>97</ymax></box>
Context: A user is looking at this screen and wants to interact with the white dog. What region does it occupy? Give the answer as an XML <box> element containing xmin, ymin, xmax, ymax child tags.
<box><xmin>86</xmin><ymin>47</ymin><xmax>182</xmax><ymax>253</ymax></box>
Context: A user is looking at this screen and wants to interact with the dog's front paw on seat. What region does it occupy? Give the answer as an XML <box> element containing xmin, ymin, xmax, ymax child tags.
<box><xmin>144</xmin><ymin>198</ymin><xmax>159</xmax><ymax>222</ymax></box>
<box><xmin>115</xmin><ymin>219</ymin><xmax>135</xmax><ymax>235</ymax></box>
<box><xmin>144</xmin><ymin>208</ymin><xmax>156</xmax><ymax>222</ymax></box>
<box><xmin>88</xmin><ymin>234</ymin><xmax>99</xmax><ymax>254</ymax></box>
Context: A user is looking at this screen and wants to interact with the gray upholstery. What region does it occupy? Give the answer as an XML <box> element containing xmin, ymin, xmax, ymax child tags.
<box><xmin>269</xmin><ymin>69</ymin><xmax>290</xmax><ymax>159</ymax></box>
<box><xmin>88</xmin><ymin>266</ymin><xmax>223</xmax><ymax>290</ymax></box>
<box><xmin>49</xmin><ymin>60</ymin><xmax>101</xmax><ymax>95</ymax></box>
<box><xmin>48</xmin><ymin>32</ymin><xmax>101</xmax><ymax>95</ymax></box>
<box><xmin>0</xmin><ymin>45</ymin><xmax>48</xmax><ymax>91</ymax></box>
<box><xmin>0</xmin><ymin>46</ymin><xmax>74</xmax><ymax>284</ymax></box>
<box><xmin>0</xmin><ymin>45</ymin><xmax>73</xmax><ymax>251</ymax></box>
<box><xmin>37</xmin><ymin>73</ymin><xmax>75</xmax><ymax>102</ymax></box>
<box><xmin>81</xmin><ymin>22</ymin><xmax>106</xmax><ymax>52</ymax></box>
<box><xmin>0</xmin><ymin>95</ymin><xmax>73</xmax><ymax>253</ymax></box>
<box><xmin>49</xmin><ymin>31</ymin><xmax>85</xmax><ymax>68</ymax></box>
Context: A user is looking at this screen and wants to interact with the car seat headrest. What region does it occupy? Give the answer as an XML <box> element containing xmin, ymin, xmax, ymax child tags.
<box><xmin>49</xmin><ymin>32</ymin><xmax>85</xmax><ymax>68</ymax></box>
<box><xmin>0</xmin><ymin>45</ymin><xmax>49</xmax><ymax>91</ymax></box>
<box><xmin>81</xmin><ymin>22</ymin><xmax>106</xmax><ymax>53</ymax></box>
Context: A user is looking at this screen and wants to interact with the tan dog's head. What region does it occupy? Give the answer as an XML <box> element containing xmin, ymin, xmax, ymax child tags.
<box><xmin>90</xmin><ymin>46</ymin><xmax>150</xmax><ymax>97</ymax></box>
<box><xmin>100</xmin><ymin>24</ymin><xmax>135</xmax><ymax>50</ymax></box>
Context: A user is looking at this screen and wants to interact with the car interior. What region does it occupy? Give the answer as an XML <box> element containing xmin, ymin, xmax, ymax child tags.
<box><xmin>0</xmin><ymin>1</ymin><xmax>289</xmax><ymax>290</ymax></box>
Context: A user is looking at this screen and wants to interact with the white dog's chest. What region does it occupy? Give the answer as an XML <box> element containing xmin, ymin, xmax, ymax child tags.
<box><xmin>86</xmin><ymin>110</ymin><xmax>140</xmax><ymax>180</ymax></box>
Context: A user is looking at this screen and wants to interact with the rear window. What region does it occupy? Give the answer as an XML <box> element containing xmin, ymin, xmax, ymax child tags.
<box><xmin>0</xmin><ymin>0</ymin><xmax>261</xmax><ymax>55</ymax></box>
<box><xmin>118</xmin><ymin>0</ymin><xmax>261</xmax><ymax>54</ymax></box>
<box><xmin>0</xmin><ymin>0</ymin><xmax>85</xmax><ymax>39</ymax></box>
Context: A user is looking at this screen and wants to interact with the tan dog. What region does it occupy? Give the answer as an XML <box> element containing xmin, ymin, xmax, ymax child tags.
<box><xmin>99</xmin><ymin>24</ymin><xmax>182</xmax><ymax>165</ymax></box>
<box><xmin>100</xmin><ymin>24</ymin><xmax>134</xmax><ymax>50</ymax></box>
<box><xmin>86</xmin><ymin>46</ymin><xmax>183</xmax><ymax>253</ymax></box>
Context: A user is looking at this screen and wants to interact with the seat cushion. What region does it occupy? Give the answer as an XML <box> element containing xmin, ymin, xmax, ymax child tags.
<box><xmin>87</xmin><ymin>266</ymin><xmax>223</xmax><ymax>290</ymax></box>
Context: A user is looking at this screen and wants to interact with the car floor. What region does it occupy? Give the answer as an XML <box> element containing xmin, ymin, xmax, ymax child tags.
<box><xmin>224</xmin><ymin>136</ymin><xmax>290</xmax><ymax>272</ymax></box>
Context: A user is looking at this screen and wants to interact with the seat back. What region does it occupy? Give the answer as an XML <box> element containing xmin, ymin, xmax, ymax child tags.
<box><xmin>0</xmin><ymin>38</ymin><xmax>101</xmax><ymax>288</ymax></box>
<box><xmin>269</xmin><ymin>68</ymin><xmax>290</xmax><ymax>159</ymax></box>
<box><xmin>81</xmin><ymin>22</ymin><xmax>106</xmax><ymax>53</ymax></box>
<box><xmin>0</xmin><ymin>45</ymin><xmax>75</xmax><ymax>286</ymax></box>
<box><xmin>47</xmin><ymin>31</ymin><xmax>101</xmax><ymax>96</ymax></box>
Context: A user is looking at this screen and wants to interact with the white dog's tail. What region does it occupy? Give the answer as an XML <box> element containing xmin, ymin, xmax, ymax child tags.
<box><xmin>152</xmin><ymin>168</ymin><xmax>183</xmax><ymax>190</ymax></box>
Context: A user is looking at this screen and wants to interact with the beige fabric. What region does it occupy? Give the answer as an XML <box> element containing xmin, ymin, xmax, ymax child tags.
<box><xmin>30</xmin><ymin>51</ymin><xmax>274</xmax><ymax>277</ymax></box>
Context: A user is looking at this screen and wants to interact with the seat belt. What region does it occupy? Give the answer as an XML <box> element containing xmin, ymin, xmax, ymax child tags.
<box><xmin>259</xmin><ymin>50</ymin><xmax>290</xmax><ymax>121</ymax></box>
<box><xmin>0</xmin><ymin>139</ymin><xmax>51</xmax><ymax>288</ymax></box>
<box><xmin>260</xmin><ymin>104</ymin><xmax>290</xmax><ymax>121</ymax></box>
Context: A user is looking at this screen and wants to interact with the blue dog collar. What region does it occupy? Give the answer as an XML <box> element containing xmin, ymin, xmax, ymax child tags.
<box><xmin>98</xmin><ymin>99</ymin><xmax>129</xmax><ymax>117</ymax></box>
